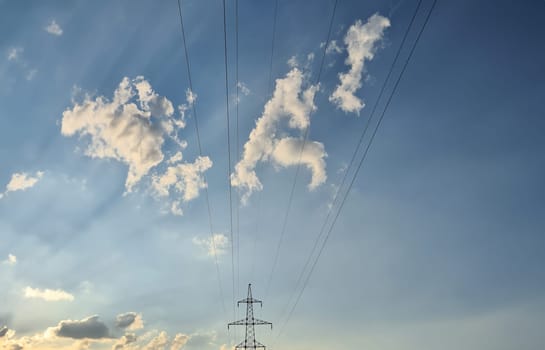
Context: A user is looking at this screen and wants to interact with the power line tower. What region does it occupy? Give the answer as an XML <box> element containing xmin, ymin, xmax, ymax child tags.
<box><xmin>228</xmin><ymin>284</ymin><xmax>272</xmax><ymax>349</ymax></box>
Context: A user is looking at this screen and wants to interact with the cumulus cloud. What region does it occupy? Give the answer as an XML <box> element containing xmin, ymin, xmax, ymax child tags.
<box><xmin>113</xmin><ymin>333</ymin><xmax>137</xmax><ymax>350</ymax></box>
<box><xmin>45</xmin><ymin>20</ymin><xmax>63</xmax><ymax>36</ymax></box>
<box><xmin>192</xmin><ymin>233</ymin><xmax>229</xmax><ymax>257</ymax></box>
<box><xmin>0</xmin><ymin>315</ymin><xmax>196</xmax><ymax>350</ymax></box>
<box><xmin>330</xmin><ymin>14</ymin><xmax>390</xmax><ymax>114</ymax></box>
<box><xmin>151</xmin><ymin>156</ymin><xmax>212</xmax><ymax>216</ymax></box>
<box><xmin>115</xmin><ymin>313</ymin><xmax>144</xmax><ymax>331</ymax></box>
<box><xmin>0</xmin><ymin>326</ymin><xmax>8</xmax><ymax>337</ymax></box>
<box><xmin>0</xmin><ymin>171</ymin><xmax>44</xmax><ymax>198</ymax></box>
<box><xmin>231</xmin><ymin>68</ymin><xmax>326</xmax><ymax>203</ymax></box>
<box><xmin>47</xmin><ymin>316</ymin><xmax>110</xmax><ymax>340</ymax></box>
<box><xmin>2</xmin><ymin>254</ymin><xmax>16</xmax><ymax>266</ymax></box>
<box><xmin>23</xmin><ymin>286</ymin><xmax>74</xmax><ymax>302</ymax></box>
<box><xmin>62</xmin><ymin>77</ymin><xmax>210</xmax><ymax>214</ymax></box>
<box><xmin>61</xmin><ymin>77</ymin><xmax>180</xmax><ymax>192</ymax></box>
<box><xmin>271</xmin><ymin>137</ymin><xmax>327</xmax><ymax>189</ymax></box>
<box><xmin>170</xmin><ymin>334</ymin><xmax>189</xmax><ymax>350</ymax></box>
<box><xmin>145</xmin><ymin>331</ymin><xmax>169</xmax><ymax>350</ymax></box>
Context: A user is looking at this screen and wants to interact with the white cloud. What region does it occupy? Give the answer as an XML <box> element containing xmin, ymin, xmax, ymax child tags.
<box><xmin>45</xmin><ymin>20</ymin><xmax>63</xmax><ymax>36</ymax></box>
<box><xmin>170</xmin><ymin>201</ymin><xmax>184</xmax><ymax>216</ymax></box>
<box><xmin>237</xmin><ymin>81</ymin><xmax>250</xmax><ymax>96</ymax></box>
<box><xmin>185</xmin><ymin>89</ymin><xmax>197</xmax><ymax>105</ymax></box>
<box><xmin>330</xmin><ymin>14</ymin><xmax>390</xmax><ymax>115</ymax></box>
<box><xmin>170</xmin><ymin>334</ymin><xmax>189</xmax><ymax>350</ymax></box>
<box><xmin>151</xmin><ymin>156</ymin><xmax>212</xmax><ymax>216</ymax></box>
<box><xmin>326</xmin><ymin>40</ymin><xmax>343</xmax><ymax>54</ymax></box>
<box><xmin>271</xmin><ymin>137</ymin><xmax>327</xmax><ymax>190</ymax></box>
<box><xmin>113</xmin><ymin>333</ymin><xmax>137</xmax><ymax>350</ymax></box>
<box><xmin>167</xmin><ymin>152</ymin><xmax>183</xmax><ymax>164</ymax></box>
<box><xmin>26</xmin><ymin>68</ymin><xmax>38</xmax><ymax>81</ymax></box>
<box><xmin>115</xmin><ymin>312</ymin><xmax>144</xmax><ymax>331</ymax></box>
<box><xmin>193</xmin><ymin>233</ymin><xmax>229</xmax><ymax>257</ymax></box>
<box><xmin>0</xmin><ymin>315</ymin><xmax>203</xmax><ymax>350</ymax></box>
<box><xmin>3</xmin><ymin>253</ymin><xmax>17</xmax><ymax>266</ymax></box>
<box><xmin>145</xmin><ymin>331</ymin><xmax>169</xmax><ymax>350</ymax></box>
<box><xmin>1</xmin><ymin>171</ymin><xmax>44</xmax><ymax>198</ymax></box>
<box><xmin>61</xmin><ymin>76</ymin><xmax>186</xmax><ymax>192</ymax></box>
<box><xmin>23</xmin><ymin>286</ymin><xmax>74</xmax><ymax>302</ymax></box>
<box><xmin>231</xmin><ymin>68</ymin><xmax>326</xmax><ymax>203</ymax></box>
<box><xmin>287</xmin><ymin>56</ymin><xmax>298</xmax><ymax>68</ymax></box>
<box><xmin>7</xmin><ymin>47</ymin><xmax>22</xmax><ymax>61</ymax></box>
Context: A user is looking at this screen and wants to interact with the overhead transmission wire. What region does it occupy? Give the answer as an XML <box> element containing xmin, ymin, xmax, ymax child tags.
<box><xmin>276</xmin><ymin>0</ymin><xmax>425</xmax><ymax>329</ymax></box>
<box><xmin>235</xmin><ymin>0</ymin><xmax>241</xmax><ymax>303</ymax></box>
<box><xmin>221</xmin><ymin>0</ymin><xmax>237</xmax><ymax>322</ymax></box>
<box><xmin>275</xmin><ymin>0</ymin><xmax>438</xmax><ymax>339</ymax></box>
<box><xmin>249</xmin><ymin>0</ymin><xmax>279</xmax><ymax>285</ymax></box>
<box><xmin>175</xmin><ymin>0</ymin><xmax>227</xmax><ymax>316</ymax></box>
<box><xmin>264</xmin><ymin>0</ymin><xmax>339</xmax><ymax>301</ymax></box>
<box><xmin>267</xmin><ymin>0</ymin><xmax>280</xmax><ymax>94</ymax></box>
<box><xmin>234</xmin><ymin>0</ymin><xmax>241</xmax><ymax>345</ymax></box>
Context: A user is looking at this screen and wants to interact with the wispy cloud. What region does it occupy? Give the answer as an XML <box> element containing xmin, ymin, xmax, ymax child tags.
<box><xmin>193</xmin><ymin>233</ymin><xmax>229</xmax><ymax>257</ymax></box>
<box><xmin>45</xmin><ymin>20</ymin><xmax>63</xmax><ymax>36</ymax></box>
<box><xmin>0</xmin><ymin>171</ymin><xmax>44</xmax><ymax>199</ymax></box>
<box><xmin>7</xmin><ymin>47</ymin><xmax>23</xmax><ymax>61</ymax></box>
<box><xmin>23</xmin><ymin>286</ymin><xmax>74</xmax><ymax>302</ymax></box>
<box><xmin>26</xmin><ymin>68</ymin><xmax>38</xmax><ymax>81</ymax></box>
<box><xmin>330</xmin><ymin>14</ymin><xmax>390</xmax><ymax>115</ymax></box>
<box><xmin>231</xmin><ymin>68</ymin><xmax>326</xmax><ymax>203</ymax></box>
<box><xmin>326</xmin><ymin>40</ymin><xmax>343</xmax><ymax>54</ymax></box>
<box><xmin>3</xmin><ymin>253</ymin><xmax>17</xmax><ymax>266</ymax></box>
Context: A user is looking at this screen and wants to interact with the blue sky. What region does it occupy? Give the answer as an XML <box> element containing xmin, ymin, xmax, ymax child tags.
<box><xmin>1</xmin><ymin>0</ymin><xmax>545</xmax><ymax>349</ymax></box>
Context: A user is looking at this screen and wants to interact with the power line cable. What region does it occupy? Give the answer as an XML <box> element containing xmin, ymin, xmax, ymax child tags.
<box><xmin>175</xmin><ymin>0</ymin><xmax>227</xmax><ymax>316</ymax></box>
<box><xmin>264</xmin><ymin>0</ymin><xmax>339</xmax><ymax>301</ymax></box>
<box><xmin>276</xmin><ymin>0</ymin><xmax>425</xmax><ymax>328</ymax></box>
<box><xmin>222</xmin><ymin>0</ymin><xmax>237</xmax><ymax>321</ymax></box>
<box><xmin>267</xmin><ymin>0</ymin><xmax>279</xmax><ymax>95</ymax></box>
<box><xmin>249</xmin><ymin>0</ymin><xmax>280</xmax><ymax>286</ymax></box>
<box><xmin>235</xmin><ymin>0</ymin><xmax>241</xmax><ymax>302</ymax></box>
<box><xmin>276</xmin><ymin>0</ymin><xmax>438</xmax><ymax>339</ymax></box>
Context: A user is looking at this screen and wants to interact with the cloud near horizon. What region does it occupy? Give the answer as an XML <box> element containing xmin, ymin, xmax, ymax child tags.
<box><xmin>0</xmin><ymin>313</ymin><xmax>202</xmax><ymax>350</ymax></box>
<box><xmin>23</xmin><ymin>287</ymin><xmax>74</xmax><ymax>302</ymax></box>
<box><xmin>115</xmin><ymin>313</ymin><xmax>143</xmax><ymax>331</ymax></box>
<box><xmin>3</xmin><ymin>254</ymin><xmax>17</xmax><ymax>266</ymax></box>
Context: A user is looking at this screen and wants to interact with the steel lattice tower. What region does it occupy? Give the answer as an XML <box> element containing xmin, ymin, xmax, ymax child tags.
<box><xmin>228</xmin><ymin>284</ymin><xmax>272</xmax><ymax>349</ymax></box>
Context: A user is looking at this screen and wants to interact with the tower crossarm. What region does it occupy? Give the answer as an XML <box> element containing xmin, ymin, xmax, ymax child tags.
<box><xmin>228</xmin><ymin>319</ymin><xmax>272</xmax><ymax>329</ymax></box>
<box><xmin>253</xmin><ymin>318</ymin><xmax>272</xmax><ymax>329</ymax></box>
<box><xmin>237</xmin><ymin>297</ymin><xmax>263</xmax><ymax>305</ymax></box>
<box><xmin>228</xmin><ymin>319</ymin><xmax>247</xmax><ymax>329</ymax></box>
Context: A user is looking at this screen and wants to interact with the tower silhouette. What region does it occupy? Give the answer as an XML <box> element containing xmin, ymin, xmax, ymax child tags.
<box><xmin>228</xmin><ymin>284</ymin><xmax>272</xmax><ymax>349</ymax></box>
